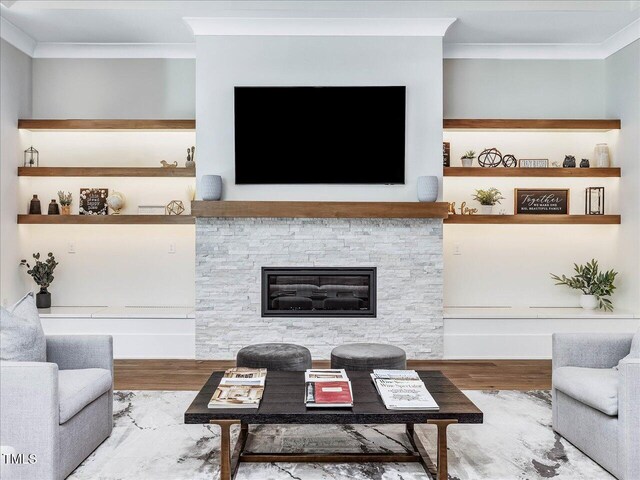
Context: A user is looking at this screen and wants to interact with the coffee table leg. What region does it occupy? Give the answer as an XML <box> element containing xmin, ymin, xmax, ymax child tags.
<box><xmin>210</xmin><ymin>420</ymin><xmax>241</xmax><ymax>480</ymax></box>
<box><xmin>426</xmin><ymin>419</ymin><xmax>457</xmax><ymax>480</ymax></box>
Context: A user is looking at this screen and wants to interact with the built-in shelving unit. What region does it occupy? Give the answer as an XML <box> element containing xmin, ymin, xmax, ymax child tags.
<box><xmin>18</xmin><ymin>167</ymin><xmax>195</xmax><ymax>177</ymax></box>
<box><xmin>18</xmin><ymin>119</ymin><xmax>196</xmax><ymax>130</ymax></box>
<box><xmin>17</xmin><ymin>215</ymin><xmax>195</xmax><ymax>225</ymax></box>
<box><xmin>444</xmin><ymin>215</ymin><xmax>621</xmax><ymax>225</ymax></box>
<box><xmin>443</xmin><ymin>119</ymin><xmax>621</xmax><ymax>131</ymax></box>
<box><xmin>444</xmin><ymin>167</ymin><xmax>620</xmax><ymax>177</ymax></box>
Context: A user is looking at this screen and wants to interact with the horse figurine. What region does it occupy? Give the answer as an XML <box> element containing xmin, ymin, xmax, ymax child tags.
<box><xmin>160</xmin><ymin>160</ymin><xmax>178</xmax><ymax>168</ymax></box>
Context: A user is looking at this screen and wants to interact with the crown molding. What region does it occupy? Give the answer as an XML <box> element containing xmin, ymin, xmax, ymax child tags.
<box><xmin>601</xmin><ymin>17</ymin><xmax>640</xmax><ymax>58</ymax></box>
<box><xmin>0</xmin><ymin>16</ymin><xmax>36</xmax><ymax>56</ymax></box>
<box><xmin>32</xmin><ymin>42</ymin><xmax>195</xmax><ymax>58</ymax></box>
<box><xmin>183</xmin><ymin>17</ymin><xmax>457</xmax><ymax>37</ymax></box>
<box><xmin>443</xmin><ymin>42</ymin><xmax>605</xmax><ymax>60</ymax></box>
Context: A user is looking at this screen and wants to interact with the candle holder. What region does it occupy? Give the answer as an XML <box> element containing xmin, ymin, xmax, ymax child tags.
<box><xmin>24</xmin><ymin>146</ymin><xmax>39</xmax><ymax>167</ymax></box>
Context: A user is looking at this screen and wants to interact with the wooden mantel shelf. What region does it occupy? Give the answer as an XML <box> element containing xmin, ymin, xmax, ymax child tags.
<box><xmin>18</xmin><ymin>119</ymin><xmax>195</xmax><ymax>130</ymax></box>
<box><xmin>18</xmin><ymin>215</ymin><xmax>194</xmax><ymax>225</ymax></box>
<box><xmin>444</xmin><ymin>215</ymin><xmax>621</xmax><ymax>225</ymax></box>
<box><xmin>18</xmin><ymin>167</ymin><xmax>195</xmax><ymax>177</ymax></box>
<box><xmin>191</xmin><ymin>201</ymin><xmax>449</xmax><ymax>219</ymax></box>
<box><xmin>443</xmin><ymin>119</ymin><xmax>620</xmax><ymax>130</ymax></box>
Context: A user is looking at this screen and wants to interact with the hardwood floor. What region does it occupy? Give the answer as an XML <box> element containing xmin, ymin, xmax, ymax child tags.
<box><xmin>114</xmin><ymin>359</ymin><xmax>551</xmax><ymax>391</ymax></box>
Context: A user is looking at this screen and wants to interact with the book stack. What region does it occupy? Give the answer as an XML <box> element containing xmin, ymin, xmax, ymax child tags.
<box><xmin>304</xmin><ymin>369</ymin><xmax>354</xmax><ymax>408</ymax></box>
<box><xmin>371</xmin><ymin>370</ymin><xmax>439</xmax><ymax>411</ymax></box>
<box><xmin>208</xmin><ymin>367</ymin><xmax>267</xmax><ymax>409</ymax></box>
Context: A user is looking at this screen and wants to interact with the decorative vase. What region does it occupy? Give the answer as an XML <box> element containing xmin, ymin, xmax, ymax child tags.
<box><xmin>201</xmin><ymin>175</ymin><xmax>222</xmax><ymax>201</ymax></box>
<box><xmin>48</xmin><ymin>199</ymin><xmax>60</xmax><ymax>215</ymax></box>
<box><xmin>580</xmin><ymin>294</ymin><xmax>598</xmax><ymax>310</ymax></box>
<box><xmin>61</xmin><ymin>205</ymin><xmax>71</xmax><ymax>215</ymax></box>
<box><xmin>480</xmin><ymin>205</ymin><xmax>493</xmax><ymax>215</ymax></box>
<box><xmin>106</xmin><ymin>191</ymin><xmax>126</xmax><ymax>215</ymax></box>
<box><xmin>29</xmin><ymin>195</ymin><xmax>42</xmax><ymax>214</ymax></box>
<box><xmin>461</xmin><ymin>157</ymin><xmax>474</xmax><ymax>167</ymax></box>
<box><xmin>594</xmin><ymin>144</ymin><xmax>610</xmax><ymax>167</ymax></box>
<box><xmin>36</xmin><ymin>288</ymin><xmax>51</xmax><ymax>309</ymax></box>
<box><xmin>417</xmin><ymin>176</ymin><xmax>438</xmax><ymax>202</ymax></box>
<box><xmin>185</xmin><ymin>159</ymin><xmax>195</xmax><ymax>169</ymax></box>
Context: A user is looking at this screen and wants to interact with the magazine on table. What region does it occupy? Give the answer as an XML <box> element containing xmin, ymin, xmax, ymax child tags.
<box><xmin>208</xmin><ymin>368</ymin><xmax>266</xmax><ymax>409</ymax></box>
<box><xmin>371</xmin><ymin>370</ymin><xmax>439</xmax><ymax>411</ymax></box>
<box><xmin>219</xmin><ymin>367</ymin><xmax>267</xmax><ymax>386</ymax></box>
<box><xmin>304</xmin><ymin>369</ymin><xmax>353</xmax><ymax>408</ymax></box>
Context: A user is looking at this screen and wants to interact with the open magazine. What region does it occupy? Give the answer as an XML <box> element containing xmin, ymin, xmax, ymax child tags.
<box><xmin>371</xmin><ymin>370</ymin><xmax>439</xmax><ymax>411</ymax></box>
<box><xmin>304</xmin><ymin>369</ymin><xmax>353</xmax><ymax>408</ymax></box>
<box><xmin>208</xmin><ymin>368</ymin><xmax>266</xmax><ymax>409</ymax></box>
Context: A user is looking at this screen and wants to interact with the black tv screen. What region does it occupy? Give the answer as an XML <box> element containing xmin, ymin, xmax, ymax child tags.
<box><xmin>234</xmin><ymin>86</ymin><xmax>406</xmax><ymax>184</ymax></box>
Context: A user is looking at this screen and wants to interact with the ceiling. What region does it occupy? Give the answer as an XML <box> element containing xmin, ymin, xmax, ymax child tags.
<box><xmin>1</xmin><ymin>1</ymin><xmax>639</xmax><ymax>58</ymax></box>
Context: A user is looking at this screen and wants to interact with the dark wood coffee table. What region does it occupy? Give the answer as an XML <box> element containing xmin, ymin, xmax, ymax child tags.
<box><xmin>185</xmin><ymin>370</ymin><xmax>482</xmax><ymax>480</ymax></box>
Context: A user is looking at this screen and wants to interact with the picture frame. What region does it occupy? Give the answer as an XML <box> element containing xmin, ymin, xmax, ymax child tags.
<box><xmin>79</xmin><ymin>188</ymin><xmax>108</xmax><ymax>215</ymax></box>
<box><xmin>514</xmin><ymin>188</ymin><xmax>570</xmax><ymax>215</ymax></box>
<box><xmin>518</xmin><ymin>159</ymin><xmax>549</xmax><ymax>168</ymax></box>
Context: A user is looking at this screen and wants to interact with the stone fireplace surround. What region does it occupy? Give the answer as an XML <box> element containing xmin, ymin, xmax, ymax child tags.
<box><xmin>194</xmin><ymin>201</ymin><xmax>446</xmax><ymax>360</ymax></box>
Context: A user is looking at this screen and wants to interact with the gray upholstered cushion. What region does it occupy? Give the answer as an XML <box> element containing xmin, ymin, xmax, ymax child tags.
<box><xmin>553</xmin><ymin>366</ymin><xmax>619</xmax><ymax>416</ymax></box>
<box><xmin>331</xmin><ymin>343</ymin><xmax>406</xmax><ymax>371</ymax></box>
<box><xmin>58</xmin><ymin>368</ymin><xmax>112</xmax><ymax>424</ymax></box>
<box><xmin>0</xmin><ymin>292</ymin><xmax>46</xmax><ymax>362</ymax></box>
<box><xmin>236</xmin><ymin>343</ymin><xmax>312</xmax><ymax>371</ymax></box>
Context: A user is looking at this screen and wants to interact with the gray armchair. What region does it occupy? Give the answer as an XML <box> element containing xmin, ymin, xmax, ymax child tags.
<box><xmin>552</xmin><ymin>333</ymin><xmax>639</xmax><ymax>480</ymax></box>
<box><xmin>0</xmin><ymin>335</ymin><xmax>113</xmax><ymax>480</ymax></box>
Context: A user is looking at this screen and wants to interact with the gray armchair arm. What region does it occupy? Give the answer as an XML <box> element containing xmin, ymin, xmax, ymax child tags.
<box><xmin>46</xmin><ymin>335</ymin><xmax>113</xmax><ymax>373</ymax></box>
<box><xmin>0</xmin><ymin>361</ymin><xmax>59</xmax><ymax>480</ymax></box>
<box><xmin>552</xmin><ymin>333</ymin><xmax>633</xmax><ymax>370</ymax></box>
<box><xmin>618</xmin><ymin>358</ymin><xmax>640</xmax><ymax>480</ymax></box>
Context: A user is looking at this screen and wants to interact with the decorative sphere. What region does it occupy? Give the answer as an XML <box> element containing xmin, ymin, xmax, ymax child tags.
<box><xmin>106</xmin><ymin>191</ymin><xmax>126</xmax><ymax>214</ymax></box>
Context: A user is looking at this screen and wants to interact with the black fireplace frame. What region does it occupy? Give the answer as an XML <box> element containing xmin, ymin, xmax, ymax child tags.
<box><xmin>261</xmin><ymin>267</ymin><xmax>377</xmax><ymax>318</ymax></box>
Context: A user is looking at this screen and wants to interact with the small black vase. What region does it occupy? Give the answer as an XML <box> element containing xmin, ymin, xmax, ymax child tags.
<box><xmin>48</xmin><ymin>199</ymin><xmax>60</xmax><ymax>215</ymax></box>
<box><xmin>29</xmin><ymin>195</ymin><xmax>42</xmax><ymax>214</ymax></box>
<box><xmin>36</xmin><ymin>288</ymin><xmax>51</xmax><ymax>309</ymax></box>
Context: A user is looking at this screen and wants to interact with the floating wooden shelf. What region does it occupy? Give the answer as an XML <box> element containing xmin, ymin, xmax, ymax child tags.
<box><xmin>18</xmin><ymin>167</ymin><xmax>196</xmax><ymax>177</ymax></box>
<box><xmin>444</xmin><ymin>215</ymin><xmax>621</xmax><ymax>225</ymax></box>
<box><xmin>17</xmin><ymin>215</ymin><xmax>195</xmax><ymax>225</ymax></box>
<box><xmin>192</xmin><ymin>201</ymin><xmax>450</xmax><ymax>219</ymax></box>
<box><xmin>17</xmin><ymin>119</ymin><xmax>195</xmax><ymax>130</ymax></box>
<box><xmin>443</xmin><ymin>119</ymin><xmax>621</xmax><ymax>131</ymax></box>
<box><xmin>444</xmin><ymin>167</ymin><xmax>621</xmax><ymax>177</ymax></box>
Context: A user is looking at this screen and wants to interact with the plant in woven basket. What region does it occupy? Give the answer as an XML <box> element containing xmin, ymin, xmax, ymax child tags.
<box><xmin>472</xmin><ymin>187</ymin><xmax>504</xmax><ymax>206</ymax></box>
<box><xmin>20</xmin><ymin>252</ymin><xmax>58</xmax><ymax>292</ymax></box>
<box><xmin>550</xmin><ymin>259</ymin><xmax>617</xmax><ymax>311</ymax></box>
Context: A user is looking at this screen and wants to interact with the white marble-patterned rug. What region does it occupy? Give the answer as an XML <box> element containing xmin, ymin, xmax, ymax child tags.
<box><xmin>69</xmin><ymin>390</ymin><xmax>614</xmax><ymax>480</ymax></box>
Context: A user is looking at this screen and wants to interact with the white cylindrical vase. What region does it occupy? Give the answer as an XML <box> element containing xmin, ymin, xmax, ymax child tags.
<box><xmin>201</xmin><ymin>175</ymin><xmax>222</xmax><ymax>201</ymax></box>
<box><xmin>417</xmin><ymin>176</ymin><xmax>439</xmax><ymax>202</ymax></box>
<box><xmin>580</xmin><ymin>294</ymin><xmax>598</xmax><ymax>310</ymax></box>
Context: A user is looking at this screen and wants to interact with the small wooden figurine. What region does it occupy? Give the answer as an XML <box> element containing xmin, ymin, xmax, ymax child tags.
<box><xmin>160</xmin><ymin>160</ymin><xmax>178</xmax><ymax>168</ymax></box>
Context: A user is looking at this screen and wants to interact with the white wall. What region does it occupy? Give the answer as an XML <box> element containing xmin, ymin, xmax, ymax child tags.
<box><xmin>18</xmin><ymin>58</ymin><xmax>197</xmax><ymax>307</ymax></box>
<box><xmin>444</xmin><ymin>59</ymin><xmax>606</xmax><ymax>119</ymax></box>
<box><xmin>606</xmin><ymin>39</ymin><xmax>640</xmax><ymax>310</ymax></box>
<box><xmin>442</xmin><ymin>58</ymin><xmax>637</xmax><ymax>312</ymax></box>
<box><xmin>195</xmin><ymin>36</ymin><xmax>444</xmax><ymax>201</ymax></box>
<box><xmin>32</xmin><ymin>59</ymin><xmax>195</xmax><ymax>119</ymax></box>
<box><xmin>0</xmin><ymin>39</ymin><xmax>32</xmax><ymax>306</ymax></box>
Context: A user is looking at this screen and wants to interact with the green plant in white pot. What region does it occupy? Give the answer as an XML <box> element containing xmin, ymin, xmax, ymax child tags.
<box><xmin>551</xmin><ymin>259</ymin><xmax>618</xmax><ymax>311</ymax></box>
<box><xmin>461</xmin><ymin>150</ymin><xmax>476</xmax><ymax>167</ymax></box>
<box><xmin>472</xmin><ymin>187</ymin><xmax>504</xmax><ymax>214</ymax></box>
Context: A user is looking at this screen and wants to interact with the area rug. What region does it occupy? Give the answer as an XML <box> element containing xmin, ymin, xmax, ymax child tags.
<box><xmin>69</xmin><ymin>390</ymin><xmax>613</xmax><ymax>480</ymax></box>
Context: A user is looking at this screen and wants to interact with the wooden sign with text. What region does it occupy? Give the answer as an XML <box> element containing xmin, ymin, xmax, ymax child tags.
<box><xmin>514</xmin><ymin>189</ymin><xmax>569</xmax><ymax>214</ymax></box>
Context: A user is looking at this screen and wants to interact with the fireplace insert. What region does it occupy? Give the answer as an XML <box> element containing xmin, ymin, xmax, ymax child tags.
<box><xmin>262</xmin><ymin>267</ymin><xmax>376</xmax><ymax>317</ymax></box>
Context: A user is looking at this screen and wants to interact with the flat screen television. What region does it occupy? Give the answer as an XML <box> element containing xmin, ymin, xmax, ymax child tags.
<box><xmin>234</xmin><ymin>86</ymin><xmax>406</xmax><ymax>184</ymax></box>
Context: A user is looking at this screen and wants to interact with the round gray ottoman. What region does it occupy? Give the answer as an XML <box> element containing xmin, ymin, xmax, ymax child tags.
<box><xmin>331</xmin><ymin>343</ymin><xmax>406</xmax><ymax>371</ymax></box>
<box><xmin>236</xmin><ymin>343</ymin><xmax>312</xmax><ymax>372</ymax></box>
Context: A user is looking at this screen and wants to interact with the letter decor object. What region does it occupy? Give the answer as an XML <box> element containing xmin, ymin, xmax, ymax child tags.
<box><xmin>514</xmin><ymin>188</ymin><xmax>569</xmax><ymax>215</ymax></box>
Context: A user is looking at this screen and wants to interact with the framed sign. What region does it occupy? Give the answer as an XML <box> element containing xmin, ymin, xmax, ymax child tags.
<box><xmin>79</xmin><ymin>188</ymin><xmax>108</xmax><ymax>215</ymax></box>
<box><xmin>518</xmin><ymin>159</ymin><xmax>549</xmax><ymax>168</ymax></box>
<box><xmin>514</xmin><ymin>188</ymin><xmax>569</xmax><ymax>214</ymax></box>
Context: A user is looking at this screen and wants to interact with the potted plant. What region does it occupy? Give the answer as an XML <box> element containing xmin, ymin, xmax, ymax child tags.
<box><xmin>461</xmin><ymin>150</ymin><xmax>476</xmax><ymax>167</ymax></box>
<box><xmin>20</xmin><ymin>252</ymin><xmax>58</xmax><ymax>309</ymax></box>
<box><xmin>551</xmin><ymin>259</ymin><xmax>617</xmax><ymax>311</ymax></box>
<box><xmin>472</xmin><ymin>187</ymin><xmax>504</xmax><ymax>214</ymax></box>
<box><xmin>58</xmin><ymin>191</ymin><xmax>72</xmax><ymax>215</ymax></box>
